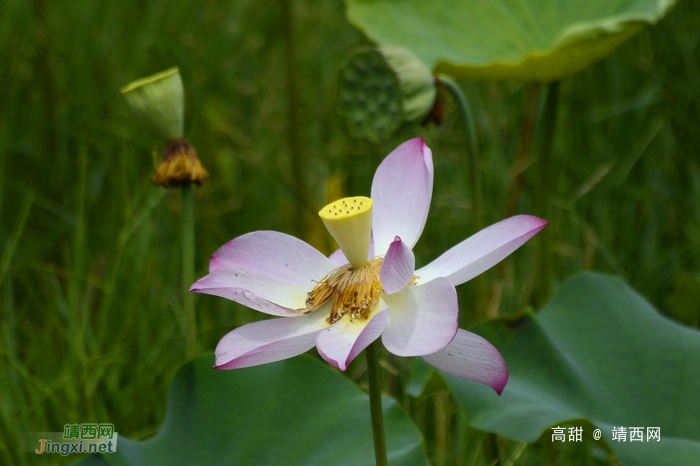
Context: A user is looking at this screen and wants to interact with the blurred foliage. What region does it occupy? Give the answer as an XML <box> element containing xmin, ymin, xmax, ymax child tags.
<box><xmin>1</xmin><ymin>0</ymin><xmax>699</xmax><ymax>464</ymax></box>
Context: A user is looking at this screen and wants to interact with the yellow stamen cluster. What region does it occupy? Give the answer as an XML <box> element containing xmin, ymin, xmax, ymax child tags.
<box><xmin>306</xmin><ymin>257</ymin><xmax>383</xmax><ymax>324</ymax></box>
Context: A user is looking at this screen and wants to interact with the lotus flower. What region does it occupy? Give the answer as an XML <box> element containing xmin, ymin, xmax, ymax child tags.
<box><xmin>191</xmin><ymin>138</ymin><xmax>547</xmax><ymax>394</ymax></box>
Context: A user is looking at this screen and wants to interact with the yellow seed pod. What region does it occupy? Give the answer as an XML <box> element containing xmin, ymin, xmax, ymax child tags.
<box><xmin>319</xmin><ymin>196</ymin><xmax>373</xmax><ymax>268</ymax></box>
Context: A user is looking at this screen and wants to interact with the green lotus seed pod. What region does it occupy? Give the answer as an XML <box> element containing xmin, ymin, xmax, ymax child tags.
<box><xmin>336</xmin><ymin>50</ymin><xmax>404</xmax><ymax>143</ymax></box>
<box><xmin>379</xmin><ymin>46</ymin><xmax>436</xmax><ymax>124</ymax></box>
<box><xmin>336</xmin><ymin>48</ymin><xmax>436</xmax><ymax>143</ymax></box>
<box><xmin>121</xmin><ymin>67</ymin><xmax>184</xmax><ymax>141</ymax></box>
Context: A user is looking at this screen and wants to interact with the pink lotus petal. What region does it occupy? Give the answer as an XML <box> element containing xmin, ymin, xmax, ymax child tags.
<box><xmin>423</xmin><ymin>329</ymin><xmax>508</xmax><ymax>395</ymax></box>
<box><xmin>191</xmin><ymin>269</ymin><xmax>308</xmax><ymax>317</ymax></box>
<box><xmin>328</xmin><ymin>248</ymin><xmax>348</xmax><ymax>266</ymax></box>
<box><xmin>316</xmin><ymin>308</ymin><xmax>389</xmax><ymax>371</ymax></box>
<box><xmin>416</xmin><ymin>215</ymin><xmax>548</xmax><ymax>286</ymax></box>
<box><xmin>209</xmin><ymin>231</ymin><xmax>336</xmax><ymax>286</ymax></box>
<box><xmin>371</xmin><ymin>138</ymin><xmax>433</xmax><ymax>255</ymax></box>
<box><xmin>380</xmin><ymin>236</ymin><xmax>415</xmax><ymax>295</ymax></box>
<box><xmin>382</xmin><ymin>277</ymin><xmax>458</xmax><ymax>357</ymax></box>
<box><xmin>214</xmin><ymin>306</ymin><xmax>330</xmax><ymax>370</ymax></box>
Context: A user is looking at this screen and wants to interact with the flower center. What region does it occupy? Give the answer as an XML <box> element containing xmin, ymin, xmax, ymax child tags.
<box><xmin>306</xmin><ymin>257</ymin><xmax>383</xmax><ymax>324</ymax></box>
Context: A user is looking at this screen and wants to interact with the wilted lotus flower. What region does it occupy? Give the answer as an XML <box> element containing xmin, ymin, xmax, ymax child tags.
<box><xmin>121</xmin><ymin>67</ymin><xmax>208</xmax><ymax>188</ymax></box>
<box><xmin>192</xmin><ymin>138</ymin><xmax>546</xmax><ymax>394</ymax></box>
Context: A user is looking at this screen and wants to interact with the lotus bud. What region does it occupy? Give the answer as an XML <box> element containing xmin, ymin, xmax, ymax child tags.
<box><xmin>336</xmin><ymin>47</ymin><xmax>436</xmax><ymax>143</ymax></box>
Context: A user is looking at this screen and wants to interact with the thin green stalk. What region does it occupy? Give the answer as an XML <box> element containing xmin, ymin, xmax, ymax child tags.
<box><xmin>71</xmin><ymin>145</ymin><xmax>87</xmax><ymax>348</ymax></box>
<box><xmin>0</xmin><ymin>192</ymin><xmax>33</xmax><ymax>466</ymax></box>
<box><xmin>438</xmin><ymin>75</ymin><xmax>485</xmax><ymax>321</ymax></box>
<box><xmin>98</xmin><ymin>188</ymin><xmax>164</xmax><ymax>322</ymax></box>
<box><xmin>32</xmin><ymin>0</ymin><xmax>58</xmax><ymax>160</ymax></box>
<box><xmin>437</xmin><ymin>76</ymin><xmax>482</xmax><ymax>232</ymax></box>
<box><xmin>0</xmin><ymin>193</ymin><xmax>34</xmax><ymax>287</ymax></box>
<box><xmin>4</xmin><ymin>272</ymin><xmax>28</xmax><ymax>466</ymax></box>
<box><xmin>434</xmin><ymin>391</ymin><xmax>450</xmax><ymax>465</ymax></box>
<box><xmin>282</xmin><ymin>0</ymin><xmax>307</xmax><ymax>239</ymax></box>
<box><xmin>503</xmin><ymin>442</ymin><xmax>528</xmax><ymax>466</ymax></box>
<box><xmin>182</xmin><ymin>184</ymin><xmax>198</xmax><ymax>359</ymax></box>
<box><xmin>495</xmin><ymin>85</ymin><xmax>540</xmax><ymax>318</ymax></box>
<box><xmin>366</xmin><ymin>340</ymin><xmax>388</xmax><ymax>466</ymax></box>
<box><xmin>465</xmin><ymin>429</ymin><xmax>485</xmax><ymax>466</ymax></box>
<box><xmin>535</xmin><ymin>82</ymin><xmax>560</xmax><ymax>305</ymax></box>
<box><xmin>505</xmin><ymin>84</ymin><xmax>540</xmax><ymax>218</ymax></box>
<box><xmin>74</xmin><ymin>144</ymin><xmax>92</xmax><ymax>418</ymax></box>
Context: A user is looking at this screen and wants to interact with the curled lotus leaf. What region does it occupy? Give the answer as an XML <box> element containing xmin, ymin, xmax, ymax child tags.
<box><xmin>345</xmin><ymin>0</ymin><xmax>676</xmax><ymax>82</ymax></box>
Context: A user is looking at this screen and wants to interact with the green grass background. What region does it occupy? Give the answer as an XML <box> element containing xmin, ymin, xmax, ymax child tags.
<box><xmin>1</xmin><ymin>0</ymin><xmax>699</xmax><ymax>464</ymax></box>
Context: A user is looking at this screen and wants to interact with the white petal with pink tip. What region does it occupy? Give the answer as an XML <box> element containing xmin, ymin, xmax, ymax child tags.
<box><xmin>416</xmin><ymin>215</ymin><xmax>548</xmax><ymax>286</ymax></box>
<box><xmin>190</xmin><ymin>269</ymin><xmax>307</xmax><ymax>317</ymax></box>
<box><xmin>380</xmin><ymin>236</ymin><xmax>415</xmax><ymax>295</ymax></box>
<box><xmin>214</xmin><ymin>305</ymin><xmax>330</xmax><ymax>370</ymax></box>
<box><xmin>316</xmin><ymin>307</ymin><xmax>388</xmax><ymax>371</ymax></box>
<box><xmin>423</xmin><ymin>329</ymin><xmax>509</xmax><ymax>395</ymax></box>
<box><xmin>371</xmin><ymin>138</ymin><xmax>434</xmax><ymax>255</ymax></box>
<box><xmin>382</xmin><ymin>277</ymin><xmax>458</xmax><ymax>357</ymax></box>
<box><xmin>209</xmin><ymin>230</ymin><xmax>336</xmax><ymax>285</ymax></box>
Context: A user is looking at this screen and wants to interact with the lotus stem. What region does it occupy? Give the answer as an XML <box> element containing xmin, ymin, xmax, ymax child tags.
<box><xmin>182</xmin><ymin>184</ymin><xmax>198</xmax><ymax>359</ymax></box>
<box><xmin>437</xmin><ymin>76</ymin><xmax>482</xmax><ymax>232</ymax></box>
<box><xmin>366</xmin><ymin>340</ymin><xmax>388</xmax><ymax>466</ymax></box>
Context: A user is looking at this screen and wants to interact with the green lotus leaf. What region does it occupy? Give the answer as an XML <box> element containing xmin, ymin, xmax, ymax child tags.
<box><xmin>414</xmin><ymin>273</ymin><xmax>700</xmax><ymax>465</ymax></box>
<box><xmin>345</xmin><ymin>0</ymin><xmax>676</xmax><ymax>82</ymax></box>
<box><xmin>74</xmin><ymin>355</ymin><xmax>426</xmax><ymax>466</ymax></box>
